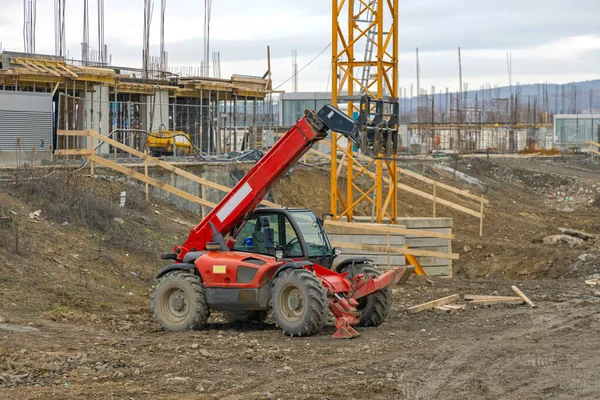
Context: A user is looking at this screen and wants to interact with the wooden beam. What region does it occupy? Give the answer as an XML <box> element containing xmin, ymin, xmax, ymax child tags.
<box><xmin>56</xmin><ymin>63</ymin><xmax>79</xmax><ymax>78</ymax></box>
<box><xmin>57</xmin><ymin>130</ymin><xmax>90</xmax><ymax>136</ymax></box>
<box><xmin>586</xmin><ymin>140</ymin><xmax>600</xmax><ymax>148</ymax></box>
<box><xmin>325</xmin><ymin>219</ymin><xmax>455</xmax><ymax>239</ymax></box>
<box><xmin>406</xmin><ymin>294</ymin><xmax>460</xmax><ymax>313</ymax></box>
<box><xmin>85</xmin><ymin>130</ymin><xmax>278</xmax><ymax>208</ymax></box>
<box><xmin>464</xmin><ymin>295</ymin><xmax>522</xmax><ymax>301</ymax></box>
<box><xmin>319</xmin><ymin>140</ymin><xmax>489</xmax><ymax>204</ymax></box>
<box><xmin>51</xmin><ymin>81</ymin><xmax>61</xmax><ymax>96</ymax></box>
<box><xmin>88</xmin><ymin>155</ymin><xmax>217</xmax><ymax>209</ymax></box>
<box><xmin>55</xmin><ymin>149</ymin><xmax>94</xmax><ymax>156</ymax></box>
<box><xmin>311</xmin><ymin>148</ymin><xmax>482</xmax><ymax>218</ymax></box>
<box><xmin>444</xmin><ymin>304</ymin><xmax>466</xmax><ymax>311</ymax></box>
<box><xmin>330</xmin><ymin>241</ymin><xmax>460</xmax><ymax>260</ymax></box>
<box><xmin>469</xmin><ymin>297</ymin><xmax>524</xmax><ymax>305</ymax></box>
<box><xmin>511</xmin><ymin>286</ymin><xmax>536</xmax><ymax>308</ymax></box>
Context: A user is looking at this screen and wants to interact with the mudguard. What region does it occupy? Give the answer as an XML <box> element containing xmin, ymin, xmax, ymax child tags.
<box><xmin>334</xmin><ymin>256</ymin><xmax>374</xmax><ymax>274</ymax></box>
<box><xmin>273</xmin><ymin>260</ymin><xmax>313</xmax><ymax>279</ymax></box>
<box><xmin>155</xmin><ymin>263</ymin><xmax>197</xmax><ymax>279</ymax></box>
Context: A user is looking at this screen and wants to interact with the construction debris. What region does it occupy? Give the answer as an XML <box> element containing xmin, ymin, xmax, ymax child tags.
<box><xmin>542</xmin><ymin>234</ymin><xmax>583</xmax><ymax>247</ymax></box>
<box><xmin>585</xmin><ymin>279</ymin><xmax>600</xmax><ymax>287</ymax></box>
<box><xmin>409</xmin><ymin>287</ymin><xmax>538</xmax><ymax>313</ymax></box>
<box><xmin>558</xmin><ymin>228</ymin><xmax>595</xmax><ymax>241</ymax></box>
<box><xmin>406</xmin><ymin>294</ymin><xmax>460</xmax><ymax>314</ymax></box>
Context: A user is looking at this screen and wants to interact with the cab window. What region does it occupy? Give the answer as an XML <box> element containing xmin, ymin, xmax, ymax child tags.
<box><xmin>233</xmin><ymin>214</ymin><xmax>279</xmax><ymax>255</ymax></box>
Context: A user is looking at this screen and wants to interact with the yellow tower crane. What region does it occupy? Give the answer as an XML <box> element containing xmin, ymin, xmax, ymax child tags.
<box><xmin>331</xmin><ymin>0</ymin><xmax>399</xmax><ymax>223</ymax></box>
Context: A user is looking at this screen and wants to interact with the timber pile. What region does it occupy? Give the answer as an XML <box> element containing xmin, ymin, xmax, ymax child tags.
<box><xmin>406</xmin><ymin>285</ymin><xmax>536</xmax><ymax>314</ymax></box>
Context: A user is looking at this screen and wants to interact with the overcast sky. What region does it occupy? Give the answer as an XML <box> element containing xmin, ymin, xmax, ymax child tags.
<box><xmin>1</xmin><ymin>0</ymin><xmax>599</xmax><ymax>94</ymax></box>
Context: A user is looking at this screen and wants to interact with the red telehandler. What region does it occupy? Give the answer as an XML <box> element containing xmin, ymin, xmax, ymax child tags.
<box><xmin>152</xmin><ymin>100</ymin><xmax>412</xmax><ymax>338</ymax></box>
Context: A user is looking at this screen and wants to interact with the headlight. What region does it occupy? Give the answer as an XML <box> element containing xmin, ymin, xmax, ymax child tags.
<box><xmin>274</xmin><ymin>248</ymin><xmax>284</xmax><ymax>260</ymax></box>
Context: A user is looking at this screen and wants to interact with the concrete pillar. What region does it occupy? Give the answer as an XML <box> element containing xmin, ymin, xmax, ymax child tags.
<box><xmin>85</xmin><ymin>84</ymin><xmax>110</xmax><ymax>154</ymax></box>
<box><xmin>146</xmin><ymin>89</ymin><xmax>170</xmax><ymax>133</ymax></box>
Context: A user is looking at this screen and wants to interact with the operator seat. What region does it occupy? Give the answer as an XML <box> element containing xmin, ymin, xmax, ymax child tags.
<box><xmin>252</xmin><ymin>230</ymin><xmax>266</xmax><ymax>254</ymax></box>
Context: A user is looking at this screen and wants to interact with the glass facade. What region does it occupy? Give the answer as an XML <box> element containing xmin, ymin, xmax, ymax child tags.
<box><xmin>554</xmin><ymin>115</ymin><xmax>600</xmax><ymax>144</ymax></box>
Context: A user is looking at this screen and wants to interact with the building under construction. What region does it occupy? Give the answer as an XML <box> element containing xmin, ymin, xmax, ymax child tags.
<box><xmin>0</xmin><ymin>50</ymin><xmax>273</xmax><ymax>165</ymax></box>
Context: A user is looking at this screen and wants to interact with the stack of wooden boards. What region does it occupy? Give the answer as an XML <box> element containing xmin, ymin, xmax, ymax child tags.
<box><xmin>407</xmin><ymin>285</ymin><xmax>536</xmax><ymax>314</ymax></box>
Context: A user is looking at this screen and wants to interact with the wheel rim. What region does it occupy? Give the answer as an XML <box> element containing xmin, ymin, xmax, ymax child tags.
<box><xmin>162</xmin><ymin>287</ymin><xmax>189</xmax><ymax>322</ymax></box>
<box><xmin>278</xmin><ymin>284</ymin><xmax>305</xmax><ymax>322</ymax></box>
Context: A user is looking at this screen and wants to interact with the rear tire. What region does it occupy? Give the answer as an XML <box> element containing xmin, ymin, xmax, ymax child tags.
<box><xmin>222</xmin><ymin>310</ymin><xmax>267</xmax><ymax>323</ymax></box>
<box><xmin>343</xmin><ymin>262</ymin><xmax>390</xmax><ymax>327</ymax></box>
<box><xmin>152</xmin><ymin>271</ymin><xmax>210</xmax><ymax>331</ymax></box>
<box><xmin>271</xmin><ymin>269</ymin><xmax>329</xmax><ymax>337</ymax></box>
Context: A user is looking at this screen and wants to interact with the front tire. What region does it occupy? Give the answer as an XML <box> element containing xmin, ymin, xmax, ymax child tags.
<box><xmin>271</xmin><ymin>269</ymin><xmax>329</xmax><ymax>337</ymax></box>
<box><xmin>152</xmin><ymin>271</ymin><xmax>210</xmax><ymax>331</ymax></box>
<box><xmin>343</xmin><ymin>262</ymin><xmax>390</xmax><ymax>327</ymax></box>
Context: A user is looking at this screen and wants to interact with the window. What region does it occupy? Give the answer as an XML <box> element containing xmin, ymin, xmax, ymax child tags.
<box><xmin>233</xmin><ymin>214</ymin><xmax>279</xmax><ymax>256</ymax></box>
<box><xmin>289</xmin><ymin>211</ymin><xmax>330</xmax><ymax>257</ymax></box>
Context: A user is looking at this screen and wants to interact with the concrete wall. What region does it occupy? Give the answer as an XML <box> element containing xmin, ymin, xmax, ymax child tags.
<box><xmin>327</xmin><ymin>217</ymin><xmax>453</xmax><ymax>276</ymax></box>
<box><xmin>143</xmin><ymin>163</ymin><xmax>246</xmax><ymax>215</ymax></box>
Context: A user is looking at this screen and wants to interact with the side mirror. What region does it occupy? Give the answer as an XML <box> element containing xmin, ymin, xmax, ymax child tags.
<box><xmin>333</xmin><ymin>247</ymin><xmax>341</xmax><ymax>256</ymax></box>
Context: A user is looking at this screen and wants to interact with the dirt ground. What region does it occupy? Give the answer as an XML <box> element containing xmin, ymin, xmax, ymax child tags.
<box><xmin>1</xmin><ymin>155</ymin><xmax>599</xmax><ymax>399</ymax></box>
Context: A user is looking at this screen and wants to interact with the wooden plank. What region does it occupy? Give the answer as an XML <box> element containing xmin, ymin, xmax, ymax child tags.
<box><xmin>89</xmin><ymin>155</ymin><xmax>217</xmax><ymax>209</ymax></box>
<box><xmin>511</xmin><ymin>285</ymin><xmax>536</xmax><ymax>308</ymax></box>
<box><xmin>330</xmin><ymin>241</ymin><xmax>459</xmax><ymax>260</ymax></box>
<box><xmin>56</xmin><ymin>63</ymin><xmax>79</xmax><ymax>78</ymax></box>
<box><xmin>469</xmin><ymin>297</ymin><xmax>524</xmax><ymax>305</ymax></box>
<box><xmin>464</xmin><ymin>295</ymin><xmax>522</xmax><ymax>301</ymax></box>
<box><xmin>55</xmin><ymin>149</ymin><xmax>93</xmax><ymax>156</ymax></box>
<box><xmin>310</xmin><ymin>148</ymin><xmax>482</xmax><ymax>219</ymax></box>
<box><xmin>588</xmin><ymin>148</ymin><xmax>600</xmax><ymax>156</ymax></box>
<box><xmin>57</xmin><ymin>130</ymin><xmax>90</xmax><ymax>136</ymax></box>
<box><xmin>318</xmin><ymin>140</ymin><xmax>489</xmax><ymax>204</ymax></box>
<box><xmin>325</xmin><ymin>219</ymin><xmax>455</xmax><ymax>239</ymax></box>
<box><xmin>585</xmin><ymin>279</ymin><xmax>599</xmax><ymax>286</ymax></box>
<box><xmin>586</xmin><ymin>140</ymin><xmax>600</xmax><ymax>148</ymax></box>
<box><xmin>86</xmin><ymin>130</ymin><xmax>278</xmax><ymax>208</ymax></box>
<box><xmin>445</xmin><ymin>304</ymin><xmax>466</xmax><ymax>310</ymax></box>
<box><xmin>433</xmin><ymin>306</ymin><xmax>452</xmax><ymax>313</ymax></box>
<box><xmin>406</xmin><ymin>294</ymin><xmax>460</xmax><ymax>314</ymax></box>
<box><xmin>406</xmin><ymin>237</ymin><xmax>449</xmax><ymax>247</ymax></box>
<box><xmin>397</xmin><ymin>167</ymin><xmax>489</xmax><ymax>204</ymax></box>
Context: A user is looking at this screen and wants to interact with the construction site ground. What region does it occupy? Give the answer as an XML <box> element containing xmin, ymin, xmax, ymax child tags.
<box><xmin>1</xmin><ymin>155</ymin><xmax>599</xmax><ymax>399</ymax></box>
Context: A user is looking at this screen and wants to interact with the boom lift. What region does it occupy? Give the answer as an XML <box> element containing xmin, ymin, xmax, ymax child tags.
<box><xmin>152</xmin><ymin>102</ymin><xmax>412</xmax><ymax>338</ymax></box>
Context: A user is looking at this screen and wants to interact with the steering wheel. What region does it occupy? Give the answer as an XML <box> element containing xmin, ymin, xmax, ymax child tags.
<box><xmin>285</xmin><ymin>237</ymin><xmax>300</xmax><ymax>249</ymax></box>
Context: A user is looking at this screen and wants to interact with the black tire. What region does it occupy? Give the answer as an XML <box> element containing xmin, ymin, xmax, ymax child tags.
<box><xmin>151</xmin><ymin>271</ymin><xmax>210</xmax><ymax>331</ymax></box>
<box><xmin>271</xmin><ymin>268</ymin><xmax>329</xmax><ymax>337</ymax></box>
<box><xmin>222</xmin><ymin>310</ymin><xmax>267</xmax><ymax>323</ymax></box>
<box><xmin>343</xmin><ymin>262</ymin><xmax>390</xmax><ymax>327</ymax></box>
